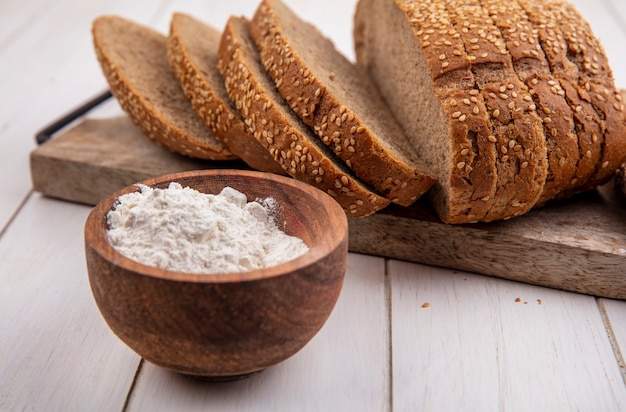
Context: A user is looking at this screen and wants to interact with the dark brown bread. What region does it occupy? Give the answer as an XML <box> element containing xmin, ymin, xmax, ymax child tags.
<box><xmin>355</xmin><ymin>0</ymin><xmax>549</xmax><ymax>222</ymax></box>
<box><xmin>218</xmin><ymin>16</ymin><xmax>389</xmax><ymax>217</ymax></box>
<box><xmin>250</xmin><ymin>0</ymin><xmax>436</xmax><ymax>207</ymax></box>
<box><xmin>551</xmin><ymin>0</ymin><xmax>626</xmax><ymax>190</ymax></box>
<box><xmin>480</xmin><ymin>0</ymin><xmax>579</xmax><ymax>205</ymax></box>
<box><xmin>518</xmin><ymin>0</ymin><xmax>626</xmax><ymax>196</ymax></box>
<box><xmin>443</xmin><ymin>0</ymin><xmax>548</xmax><ymax>221</ymax></box>
<box><xmin>167</xmin><ymin>13</ymin><xmax>284</xmax><ymax>174</ymax></box>
<box><xmin>355</xmin><ymin>0</ymin><xmax>498</xmax><ymax>223</ymax></box>
<box><xmin>356</xmin><ymin>0</ymin><xmax>626</xmax><ymax>222</ymax></box>
<box><xmin>92</xmin><ymin>15</ymin><xmax>235</xmax><ymax>160</ymax></box>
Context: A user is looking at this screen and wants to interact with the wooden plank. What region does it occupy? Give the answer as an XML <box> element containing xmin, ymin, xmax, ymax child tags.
<box><xmin>350</xmin><ymin>185</ymin><xmax>626</xmax><ymax>299</ymax></box>
<box><xmin>599</xmin><ymin>298</ymin><xmax>626</xmax><ymax>382</ymax></box>
<box><xmin>0</xmin><ymin>0</ymin><xmax>168</xmax><ymax>232</ymax></box>
<box><xmin>30</xmin><ymin>116</ymin><xmax>246</xmax><ymax>205</ymax></box>
<box><xmin>30</xmin><ymin>116</ymin><xmax>626</xmax><ymax>299</ymax></box>
<box><xmin>389</xmin><ymin>260</ymin><xmax>626</xmax><ymax>411</ymax></box>
<box><xmin>126</xmin><ymin>254</ymin><xmax>389</xmax><ymax>411</ymax></box>
<box><xmin>0</xmin><ymin>195</ymin><xmax>139</xmax><ymax>410</ymax></box>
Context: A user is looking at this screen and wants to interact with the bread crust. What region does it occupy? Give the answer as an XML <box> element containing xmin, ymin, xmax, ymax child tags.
<box><xmin>250</xmin><ymin>0</ymin><xmax>435</xmax><ymax>207</ymax></box>
<box><xmin>218</xmin><ymin>16</ymin><xmax>389</xmax><ymax>217</ymax></box>
<box><xmin>479</xmin><ymin>0</ymin><xmax>579</xmax><ymax>205</ymax></box>
<box><xmin>92</xmin><ymin>15</ymin><xmax>235</xmax><ymax>161</ymax></box>
<box><xmin>355</xmin><ymin>0</ymin><xmax>626</xmax><ymax>222</ymax></box>
<box><xmin>444</xmin><ymin>0</ymin><xmax>548</xmax><ymax>221</ymax></box>
<box><xmin>518</xmin><ymin>0</ymin><xmax>626</xmax><ymax>196</ymax></box>
<box><xmin>167</xmin><ymin>13</ymin><xmax>284</xmax><ymax>174</ymax></box>
<box><xmin>355</xmin><ymin>0</ymin><xmax>498</xmax><ymax>223</ymax></box>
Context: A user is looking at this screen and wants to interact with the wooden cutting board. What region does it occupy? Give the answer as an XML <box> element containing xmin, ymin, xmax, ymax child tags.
<box><xmin>30</xmin><ymin>116</ymin><xmax>626</xmax><ymax>299</ymax></box>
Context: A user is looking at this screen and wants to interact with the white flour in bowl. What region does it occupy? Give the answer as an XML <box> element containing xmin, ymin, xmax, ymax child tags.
<box><xmin>106</xmin><ymin>182</ymin><xmax>309</xmax><ymax>274</ymax></box>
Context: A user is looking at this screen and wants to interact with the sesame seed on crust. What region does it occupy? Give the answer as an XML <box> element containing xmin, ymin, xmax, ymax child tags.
<box><xmin>480</xmin><ymin>0</ymin><xmax>580</xmax><ymax>205</ymax></box>
<box><xmin>519</xmin><ymin>0</ymin><xmax>626</xmax><ymax>195</ymax></box>
<box><xmin>444</xmin><ymin>0</ymin><xmax>548</xmax><ymax>221</ymax></box>
<box><xmin>167</xmin><ymin>13</ymin><xmax>284</xmax><ymax>174</ymax></box>
<box><xmin>92</xmin><ymin>15</ymin><xmax>236</xmax><ymax>161</ymax></box>
<box><xmin>249</xmin><ymin>0</ymin><xmax>436</xmax><ymax>207</ymax></box>
<box><xmin>394</xmin><ymin>0</ymin><xmax>498</xmax><ymax>223</ymax></box>
<box><xmin>218</xmin><ymin>16</ymin><xmax>389</xmax><ymax>217</ymax></box>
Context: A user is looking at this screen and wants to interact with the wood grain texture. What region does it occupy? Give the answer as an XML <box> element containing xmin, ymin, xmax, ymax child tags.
<box><xmin>0</xmin><ymin>0</ymin><xmax>173</xmax><ymax>233</ymax></box>
<box><xmin>32</xmin><ymin>116</ymin><xmax>626</xmax><ymax>299</ymax></box>
<box><xmin>0</xmin><ymin>196</ymin><xmax>139</xmax><ymax>411</ymax></box>
<box><xmin>350</xmin><ymin>184</ymin><xmax>626</xmax><ymax>299</ymax></box>
<box><xmin>389</xmin><ymin>260</ymin><xmax>626</xmax><ymax>411</ymax></box>
<box><xmin>126</xmin><ymin>254</ymin><xmax>389</xmax><ymax>412</ymax></box>
<box><xmin>30</xmin><ymin>116</ymin><xmax>245</xmax><ymax>205</ymax></box>
<box><xmin>6</xmin><ymin>0</ymin><xmax>626</xmax><ymax>410</ymax></box>
<box><xmin>599</xmin><ymin>298</ymin><xmax>626</xmax><ymax>383</ymax></box>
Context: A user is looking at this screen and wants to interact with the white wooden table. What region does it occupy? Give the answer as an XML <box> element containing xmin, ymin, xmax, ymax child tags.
<box><xmin>2</xmin><ymin>0</ymin><xmax>626</xmax><ymax>410</ymax></box>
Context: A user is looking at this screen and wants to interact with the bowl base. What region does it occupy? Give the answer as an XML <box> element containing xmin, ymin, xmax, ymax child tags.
<box><xmin>181</xmin><ymin>369</ymin><xmax>264</xmax><ymax>382</ymax></box>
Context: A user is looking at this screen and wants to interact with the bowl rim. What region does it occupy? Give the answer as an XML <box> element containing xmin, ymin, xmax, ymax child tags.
<box><xmin>85</xmin><ymin>169</ymin><xmax>348</xmax><ymax>283</ymax></box>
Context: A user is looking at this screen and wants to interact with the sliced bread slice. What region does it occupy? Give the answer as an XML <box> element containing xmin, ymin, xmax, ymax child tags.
<box><xmin>354</xmin><ymin>0</ymin><xmax>500</xmax><ymax>223</ymax></box>
<box><xmin>481</xmin><ymin>0</ymin><xmax>582</xmax><ymax>205</ymax></box>
<box><xmin>443</xmin><ymin>0</ymin><xmax>548</xmax><ymax>221</ymax></box>
<box><xmin>540</xmin><ymin>0</ymin><xmax>626</xmax><ymax>191</ymax></box>
<box><xmin>167</xmin><ymin>13</ymin><xmax>284</xmax><ymax>173</ymax></box>
<box><xmin>249</xmin><ymin>0</ymin><xmax>436</xmax><ymax>207</ymax></box>
<box><xmin>92</xmin><ymin>15</ymin><xmax>235</xmax><ymax>160</ymax></box>
<box><xmin>518</xmin><ymin>0</ymin><xmax>626</xmax><ymax>197</ymax></box>
<box><xmin>218</xmin><ymin>16</ymin><xmax>389</xmax><ymax>217</ymax></box>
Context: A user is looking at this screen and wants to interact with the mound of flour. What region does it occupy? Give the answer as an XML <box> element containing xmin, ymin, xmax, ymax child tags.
<box><xmin>106</xmin><ymin>183</ymin><xmax>309</xmax><ymax>274</ymax></box>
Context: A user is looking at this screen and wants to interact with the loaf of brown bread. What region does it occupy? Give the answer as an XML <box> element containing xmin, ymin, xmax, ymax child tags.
<box><xmin>218</xmin><ymin>16</ymin><xmax>390</xmax><ymax>217</ymax></box>
<box><xmin>444</xmin><ymin>0</ymin><xmax>548</xmax><ymax>222</ymax></box>
<box><xmin>354</xmin><ymin>0</ymin><xmax>626</xmax><ymax>223</ymax></box>
<box><xmin>520</xmin><ymin>0</ymin><xmax>626</xmax><ymax>195</ymax></box>
<box><xmin>355</xmin><ymin>0</ymin><xmax>521</xmax><ymax>222</ymax></box>
<box><xmin>167</xmin><ymin>13</ymin><xmax>284</xmax><ymax>174</ymax></box>
<box><xmin>250</xmin><ymin>0</ymin><xmax>436</xmax><ymax>207</ymax></box>
<box><xmin>92</xmin><ymin>15</ymin><xmax>236</xmax><ymax>160</ymax></box>
<box><xmin>480</xmin><ymin>0</ymin><xmax>580</xmax><ymax>205</ymax></box>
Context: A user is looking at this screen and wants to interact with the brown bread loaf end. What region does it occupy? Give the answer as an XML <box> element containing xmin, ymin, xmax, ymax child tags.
<box><xmin>519</xmin><ymin>0</ymin><xmax>626</xmax><ymax>197</ymax></box>
<box><xmin>355</xmin><ymin>0</ymin><xmax>500</xmax><ymax>223</ymax></box>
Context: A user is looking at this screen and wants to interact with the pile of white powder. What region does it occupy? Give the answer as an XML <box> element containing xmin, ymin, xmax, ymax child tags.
<box><xmin>106</xmin><ymin>183</ymin><xmax>309</xmax><ymax>274</ymax></box>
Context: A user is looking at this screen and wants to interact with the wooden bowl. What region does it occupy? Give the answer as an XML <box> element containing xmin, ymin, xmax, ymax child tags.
<box><xmin>84</xmin><ymin>169</ymin><xmax>348</xmax><ymax>379</ymax></box>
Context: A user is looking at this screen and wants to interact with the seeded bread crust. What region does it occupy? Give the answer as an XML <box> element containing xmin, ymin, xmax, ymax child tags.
<box><xmin>355</xmin><ymin>0</ymin><xmax>498</xmax><ymax>223</ymax></box>
<box><xmin>480</xmin><ymin>0</ymin><xmax>579</xmax><ymax>205</ymax></box>
<box><xmin>167</xmin><ymin>13</ymin><xmax>283</xmax><ymax>174</ymax></box>
<box><xmin>519</xmin><ymin>0</ymin><xmax>605</xmax><ymax>193</ymax></box>
<box><xmin>92</xmin><ymin>15</ymin><xmax>235</xmax><ymax>161</ymax></box>
<box><xmin>444</xmin><ymin>0</ymin><xmax>548</xmax><ymax>221</ymax></box>
<box><xmin>545</xmin><ymin>0</ymin><xmax>626</xmax><ymax>190</ymax></box>
<box><xmin>519</xmin><ymin>5</ymin><xmax>604</xmax><ymax>195</ymax></box>
<box><xmin>218</xmin><ymin>16</ymin><xmax>389</xmax><ymax>217</ymax></box>
<box><xmin>519</xmin><ymin>0</ymin><xmax>626</xmax><ymax>196</ymax></box>
<box><xmin>250</xmin><ymin>0</ymin><xmax>436</xmax><ymax>207</ymax></box>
